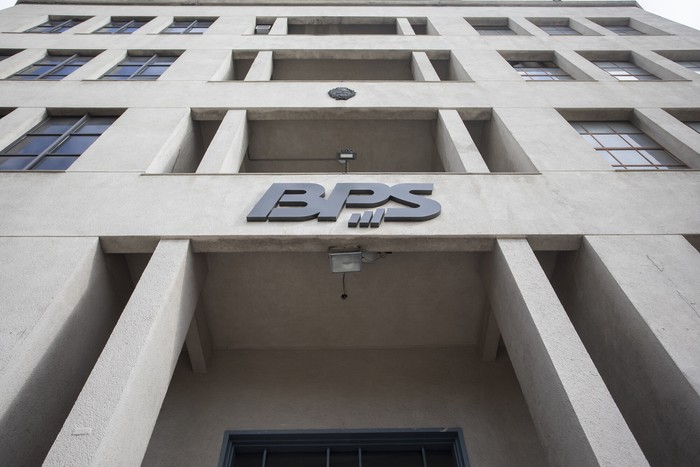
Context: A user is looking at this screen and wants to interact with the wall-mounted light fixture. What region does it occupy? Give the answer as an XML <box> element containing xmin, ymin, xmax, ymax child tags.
<box><xmin>336</xmin><ymin>149</ymin><xmax>356</xmax><ymax>173</ymax></box>
<box><xmin>328</xmin><ymin>248</ymin><xmax>362</xmax><ymax>273</ymax></box>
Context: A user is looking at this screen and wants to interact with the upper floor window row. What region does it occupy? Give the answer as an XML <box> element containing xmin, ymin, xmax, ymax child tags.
<box><xmin>24</xmin><ymin>17</ymin><xmax>215</xmax><ymax>34</ymax></box>
<box><xmin>466</xmin><ymin>17</ymin><xmax>667</xmax><ymax>36</ymax></box>
<box><xmin>9</xmin><ymin>54</ymin><xmax>93</xmax><ymax>80</ymax></box>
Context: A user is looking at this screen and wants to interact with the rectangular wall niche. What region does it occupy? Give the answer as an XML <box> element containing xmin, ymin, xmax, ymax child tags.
<box><xmin>243</xmin><ymin>117</ymin><xmax>444</xmax><ymax>173</ymax></box>
<box><xmin>287</xmin><ymin>17</ymin><xmax>401</xmax><ymax>35</ymax></box>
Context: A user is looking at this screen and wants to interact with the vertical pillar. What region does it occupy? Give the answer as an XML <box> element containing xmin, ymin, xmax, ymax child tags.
<box><xmin>269</xmin><ymin>17</ymin><xmax>287</xmax><ymax>35</ymax></box>
<box><xmin>44</xmin><ymin>240</ymin><xmax>206</xmax><ymax>467</ymax></box>
<box><xmin>196</xmin><ymin>110</ymin><xmax>248</xmax><ymax>173</ymax></box>
<box><xmin>245</xmin><ymin>51</ymin><xmax>273</xmax><ymax>81</ymax></box>
<box><xmin>436</xmin><ymin>109</ymin><xmax>490</xmax><ymax>173</ymax></box>
<box><xmin>0</xmin><ymin>238</ymin><xmax>126</xmax><ymax>467</ymax></box>
<box><xmin>396</xmin><ymin>18</ymin><xmax>415</xmax><ymax>35</ymax></box>
<box><xmin>486</xmin><ymin>239</ymin><xmax>648</xmax><ymax>467</ymax></box>
<box><xmin>562</xmin><ymin>235</ymin><xmax>700</xmax><ymax>466</ymax></box>
<box><xmin>411</xmin><ymin>51</ymin><xmax>440</xmax><ymax>82</ymax></box>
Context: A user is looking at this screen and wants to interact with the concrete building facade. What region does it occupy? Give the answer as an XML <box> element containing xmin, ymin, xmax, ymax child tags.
<box><xmin>0</xmin><ymin>0</ymin><xmax>698</xmax><ymax>465</ymax></box>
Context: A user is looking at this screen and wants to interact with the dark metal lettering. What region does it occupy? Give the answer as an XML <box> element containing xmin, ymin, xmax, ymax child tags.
<box><xmin>385</xmin><ymin>183</ymin><xmax>441</xmax><ymax>221</ymax></box>
<box><xmin>318</xmin><ymin>183</ymin><xmax>391</xmax><ymax>221</ymax></box>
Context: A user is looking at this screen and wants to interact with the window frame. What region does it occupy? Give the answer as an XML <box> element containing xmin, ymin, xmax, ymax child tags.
<box><xmin>571</xmin><ymin>120</ymin><xmax>687</xmax><ymax>170</ymax></box>
<box><xmin>161</xmin><ymin>18</ymin><xmax>214</xmax><ymax>35</ymax></box>
<box><xmin>25</xmin><ymin>18</ymin><xmax>86</xmax><ymax>33</ymax></box>
<box><xmin>100</xmin><ymin>53</ymin><xmax>178</xmax><ymax>81</ymax></box>
<box><xmin>8</xmin><ymin>53</ymin><xmax>93</xmax><ymax>81</ymax></box>
<box><xmin>217</xmin><ymin>429</ymin><xmax>471</xmax><ymax>467</ymax></box>
<box><xmin>510</xmin><ymin>60</ymin><xmax>574</xmax><ymax>81</ymax></box>
<box><xmin>593</xmin><ymin>60</ymin><xmax>659</xmax><ymax>81</ymax></box>
<box><xmin>0</xmin><ymin>114</ymin><xmax>116</xmax><ymax>171</ymax></box>
<box><xmin>94</xmin><ymin>18</ymin><xmax>151</xmax><ymax>34</ymax></box>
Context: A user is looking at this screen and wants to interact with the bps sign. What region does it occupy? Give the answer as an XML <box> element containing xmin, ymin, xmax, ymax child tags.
<box><xmin>247</xmin><ymin>183</ymin><xmax>441</xmax><ymax>228</ymax></box>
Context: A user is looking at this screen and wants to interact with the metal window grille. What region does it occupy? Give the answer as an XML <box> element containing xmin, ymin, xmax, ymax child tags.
<box><xmin>95</xmin><ymin>19</ymin><xmax>149</xmax><ymax>34</ymax></box>
<box><xmin>540</xmin><ymin>25</ymin><xmax>580</xmax><ymax>35</ymax></box>
<box><xmin>510</xmin><ymin>61</ymin><xmax>574</xmax><ymax>81</ymax></box>
<box><xmin>687</xmin><ymin>122</ymin><xmax>700</xmax><ymax>134</ymax></box>
<box><xmin>473</xmin><ymin>25</ymin><xmax>515</xmax><ymax>35</ymax></box>
<box><xmin>26</xmin><ymin>18</ymin><xmax>85</xmax><ymax>33</ymax></box>
<box><xmin>677</xmin><ymin>60</ymin><xmax>700</xmax><ymax>74</ymax></box>
<box><xmin>9</xmin><ymin>54</ymin><xmax>92</xmax><ymax>80</ymax></box>
<box><xmin>162</xmin><ymin>19</ymin><xmax>214</xmax><ymax>34</ymax></box>
<box><xmin>218</xmin><ymin>429</ymin><xmax>470</xmax><ymax>467</ymax></box>
<box><xmin>100</xmin><ymin>54</ymin><xmax>177</xmax><ymax>81</ymax></box>
<box><xmin>0</xmin><ymin>115</ymin><xmax>116</xmax><ymax>171</ymax></box>
<box><xmin>572</xmin><ymin>121</ymin><xmax>687</xmax><ymax>170</ymax></box>
<box><xmin>605</xmin><ymin>25</ymin><xmax>644</xmax><ymax>35</ymax></box>
<box><xmin>593</xmin><ymin>61</ymin><xmax>659</xmax><ymax>81</ymax></box>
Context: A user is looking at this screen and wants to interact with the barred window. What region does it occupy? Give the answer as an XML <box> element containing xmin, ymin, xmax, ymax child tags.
<box><xmin>572</xmin><ymin>121</ymin><xmax>686</xmax><ymax>170</ymax></box>
<box><xmin>0</xmin><ymin>115</ymin><xmax>116</xmax><ymax>171</ymax></box>
<box><xmin>95</xmin><ymin>19</ymin><xmax>150</xmax><ymax>34</ymax></box>
<box><xmin>100</xmin><ymin>54</ymin><xmax>177</xmax><ymax>80</ymax></box>
<box><xmin>605</xmin><ymin>25</ymin><xmax>644</xmax><ymax>35</ymax></box>
<box><xmin>9</xmin><ymin>54</ymin><xmax>93</xmax><ymax>80</ymax></box>
<box><xmin>26</xmin><ymin>18</ymin><xmax>85</xmax><ymax>33</ymax></box>
<box><xmin>510</xmin><ymin>61</ymin><xmax>573</xmax><ymax>81</ymax></box>
<box><xmin>540</xmin><ymin>25</ymin><xmax>580</xmax><ymax>35</ymax></box>
<box><xmin>593</xmin><ymin>61</ymin><xmax>659</xmax><ymax>81</ymax></box>
<box><xmin>162</xmin><ymin>19</ymin><xmax>214</xmax><ymax>34</ymax></box>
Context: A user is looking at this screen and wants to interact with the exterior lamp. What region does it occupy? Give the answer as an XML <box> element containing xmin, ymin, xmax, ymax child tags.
<box><xmin>328</xmin><ymin>249</ymin><xmax>362</xmax><ymax>273</ymax></box>
<box><xmin>337</xmin><ymin>149</ymin><xmax>356</xmax><ymax>173</ymax></box>
<box><xmin>255</xmin><ymin>24</ymin><xmax>272</xmax><ymax>34</ymax></box>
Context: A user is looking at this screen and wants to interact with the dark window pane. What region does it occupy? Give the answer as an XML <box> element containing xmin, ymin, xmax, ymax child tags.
<box><xmin>35</xmin><ymin>117</ymin><xmax>81</xmax><ymax>134</ymax></box>
<box><xmin>51</xmin><ymin>135</ymin><xmax>98</xmax><ymax>155</ymax></box>
<box><xmin>363</xmin><ymin>449</ymin><xmax>424</xmax><ymax>467</ymax></box>
<box><xmin>107</xmin><ymin>65</ymin><xmax>142</xmax><ymax>76</ymax></box>
<box><xmin>40</xmin><ymin>74</ymin><xmax>64</xmax><ymax>81</ymax></box>
<box><xmin>153</xmin><ymin>56</ymin><xmax>177</xmax><ymax>64</ymax></box>
<box><xmin>140</xmin><ymin>65</ymin><xmax>169</xmax><ymax>76</ymax></box>
<box><xmin>31</xmin><ymin>155</ymin><xmax>78</xmax><ymax>170</ymax></box>
<box><xmin>75</xmin><ymin>117</ymin><xmax>116</xmax><ymax>134</ymax></box>
<box><xmin>266</xmin><ymin>451</ymin><xmax>327</xmax><ymax>467</ymax></box>
<box><xmin>330</xmin><ymin>450</ymin><xmax>357</xmax><ymax>467</ymax></box>
<box><xmin>5</xmin><ymin>135</ymin><xmax>57</xmax><ymax>155</ymax></box>
<box><xmin>0</xmin><ymin>156</ymin><xmax>33</xmax><ymax>170</ymax></box>
<box><xmin>426</xmin><ymin>448</ymin><xmax>458</xmax><ymax>467</ymax></box>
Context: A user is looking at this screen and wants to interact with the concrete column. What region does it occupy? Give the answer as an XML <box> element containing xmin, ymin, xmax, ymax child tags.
<box><xmin>0</xmin><ymin>107</ymin><xmax>47</xmax><ymax>150</ymax></box>
<box><xmin>436</xmin><ymin>109</ymin><xmax>489</xmax><ymax>173</ymax></box>
<box><xmin>509</xmin><ymin>17</ymin><xmax>541</xmax><ymax>36</ymax></box>
<box><xmin>137</xmin><ymin>16</ymin><xmax>172</xmax><ymax>35</ymax></box>
<box><xmin>486</xmin><ymin>239</ymin><xmax>648</xmax><ymax>467</ymax></box>
<box><xmin>64</xmin><ymin>16</ymin><xmax>105</xmax><ymax>34</ymax></box>
<box><xmin>450</xmin><ymin>50</ymin><xmax>512</xmax><ymax>82</ymax></box>
<box><xmin>554</xmin><ymin>50</ymin><xmax>598</xmax><ymax>81</ymax></box>
<box><xmin>269</xmin><ymin>17</ymin><xmax>287</xmax><ymax>35</ymax></box>
<box><xmin>396</xmin><ymin>18</ymin><xmax>415</xmax><ymax>35</ymax></box>
<box><xmin>0</xmin><ymin>238</ymin><xmax>128</xmax><ymax>467</ymax></box>
<box><xmin>161</xmin><ymin>49</ymin><xmax>232</xmax><ymax>81</ymax></box>
<box><xmin>207</xmin><ymin>15</ymin><xmax>255</xmax><ymax>35</ymax></box>
<box><xmin>63</xmin><ymin>50</ymin><xmax>125</xmax><ymax>81</ymax></box>
<box><xmin>573</xmin><ymin>18</ymin><xmax>614</xmax><ymax>36</ymax></box>
<box><xmin>68</xmin><ymin>108</ymin><xmax>193</xmax><ymax>172</ymax></box>
<box><xmin>411</xmin><ymin>51</ymin><xmax>440</xmax><ymax>82</ymax></box>
<box><xmin>44</xmin><ymin>240</ymin><xmax>206</xmax><ymax>467</ymax></box>
<box><xmin>634</xmin><ymin>108</ymin><xmax>700</xmax><ymax>169</ymax></box>
<box><xmin>0</xmin><ymin>48</ymin><xmax>45</xmax><ymax>79</ymax></box>
<box><xmin>430</xmin><ymin>16</ymin><xmax>477</xmax><ymax>36</ymax></box>
<box><xmin>633</xmin><ymin>50</ymin><xmax>687</xmax><ymax>81</ymax></box>
<box><xmin>196</xmin><ymin>109</ymin><xmax>248</xmax><ymax>173</ymax></box>
<box><xmin>245</xmin><ymin>51</ymin><xmax>273</xmax><ymax>81</ymax></box>
<box><xmin>491</xmin><ymin>108</ymin><xmax>611</xmax><ymax>171</ymax></box>
<box><xmin>559</xmin><ymin>235</ymin><xmax>700</xmax><ymax>466</ymax></box>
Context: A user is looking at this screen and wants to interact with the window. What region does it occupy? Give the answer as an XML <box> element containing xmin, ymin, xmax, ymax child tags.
<box><xmin>218</xmin><ymin>430</ymin><xmax>469</xmax><ymax>467</ymax></box>
<box><xmin>8</xmin><ymin>54</ymin><xmax>93</xmax><ymax>80</ymax></box>
<box><xmin>161</xmin><ymin>19</ymin><xmax>214</xmax><ymax>34</ymax></box>
<box><xmin>95</xmin><ymin>18</ymin><xmax>150</xmax><ymax>34</ymax></box>
<box><xmin>100</xmin><ymin>54</ymin><xmax>177</xmax><ymax>80</ymax></box>
<box><xmin>473</xmin><ymin>25</ymin><xmax>515</xmax><ymax>35</ymax></box>
<box><xmin>540</xmin><ymin>25</ymin><xmax>580</xmax><ymax>35</ymax></box>
<box><xmin>605</xmin><ymin>25</ymin><xmax>644</xmax><ymax>35</ymax></box>
<box><xmin>593</xmin><ymin>61</ymin><xmax>659</xmax><ymax>81</ymax></box>
<box><xmin>26</xmin><ymin>18</ymin><xmax>86</xmax><ymax>33</ymax></box>
<box><xmin>687</xmin><ymin>122</ymin><xmax>700</xmax><ymax>133</ymax></box>
<box><xmin>510</xmin><ymin>61</ymin><xmax>573</xmax><ymax>81</ymax></box>
<box><xmin>0</xmin><ymin>115</ymin><xmax>116</xmax><ymax>171</ymax></box>
<box><xmin>677</xmin><ymin>61</ymin><xmax>700</xmax><ymax>74</ymax></box>
<box><xmin>572</xmin><ymin>121</ymin><xmax>686</xmax><ymax>170</ymax></box>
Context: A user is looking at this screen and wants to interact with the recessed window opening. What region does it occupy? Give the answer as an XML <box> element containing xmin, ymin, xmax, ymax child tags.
<box><xmin>528</xmin><ymin>18</ymin><xmax>582</xmax><ymax>36</ymax></box>
<box><xmin>162</xmin><ymin>18</ymin><xmax>214</xmax><ymax>34</ymax></box>
<box><xmin>510</xmin><ymin>61</ymin><xmax>573</xmax><ymax>81</ymax></box>
<box><xmin>95</xmin><ymin>18</ymin><xmax>151</xmax><ymax>34</ymax></box>
<box><xmin>466</xmin><ymin>18</ymin><xmax>516</xmax><ymax>35</ymax></box>
<box><xmin>100</xmin><ymin>53</ymin><xmax>178</xmax><ymax>80</ymax></box>
<box><xmin>218</xmin><ymin>430</ymin><xmax>470</xmax><ymax>467</ymax></box>
<box><xmin>244</xmin><ymin>117</ymin><xmax>444</xmax><ymax>173</ymax></box>
<box><xmin>287</xmin><ymin>17</ymin><xmax>397</xmax><ymax>35</ymax></box>
<box><xmin>266</xmin><ymin>51</ymin><xmax>414</xmax><ymax>81</ymax></box>
<box><xmin>0</xmin><ymin>114</ymin><xmax>116</xmax><ymax>170</ymax></box>
<box><xmin>571</xmin><ymin>121</ymin><xmax>687</xmax><ymax>170</ymax></box>
<box><xmin>594</xmin><ymin>61</ymin><xmax>659</xmax><ymax>81</ymax></box>
<box><xmin>9</xmin><ymin>54</ymin><xmax>93</xmax><ymax>80</ymax></box>
<box><xmin>677</xmin><ymin>61</ymin><xmax>700</xmax><ymax>74</ymax></box>
<box><xmin>408</xmin><ymin>18</ymin><xmax>429</xmax><ymax>35</ymax></box>
<box><xmin>26</xmin><ymin>18</ymin><xmax>86</xmax><ymax>33</ymax></box>
<box><xmin>686</xmin><ymin>122</ymin><xmax>700</xmax><ymax>133</ymax></box>
<box><xmin>589</xmin><ymin>18</ymin><xmax>646</xmax><ymax>35</ymax></box>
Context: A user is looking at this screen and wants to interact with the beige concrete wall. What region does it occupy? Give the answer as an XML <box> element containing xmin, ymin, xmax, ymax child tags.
<box><xmin>144</xmin><ymin>347</ymin><xmax>547</xmax><ymax>467</ymax></box>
